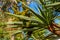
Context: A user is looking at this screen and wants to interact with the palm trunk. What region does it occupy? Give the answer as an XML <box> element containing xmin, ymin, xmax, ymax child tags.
<box><xmin>48</xmin><ymin>23</ymin><xmax>60</xmax><ymax>36</ymax></box>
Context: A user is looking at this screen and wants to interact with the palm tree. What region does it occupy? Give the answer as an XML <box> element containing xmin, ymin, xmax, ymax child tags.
<box><xmin>6</xmin><ymin>0</ymin><xmax>60</xmax><ymax>39</ymax></box>
<box><xmin>0</xmin><ymin>0</ymin><xmax>60</xmax><ymax>40</ymax></box>
<box><xmin>20</xmin><ymin>0</ymin><xmax>60</xmax><ymax>38</ymax></box>
<box><xmin>7</xmin><ymin>0</ymin><xmax>60</xmax><ymax>39</ymax></box>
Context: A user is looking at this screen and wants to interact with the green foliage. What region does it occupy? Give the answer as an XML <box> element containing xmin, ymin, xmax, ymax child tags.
<box><xmin>0</xmin><ymin>0</ymin><xmax>60</xmax><ymax>40</ymax></box>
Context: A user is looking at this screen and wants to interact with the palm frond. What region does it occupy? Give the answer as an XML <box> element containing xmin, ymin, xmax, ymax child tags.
<box><xmin>46</xmin><ymin>2</ymin><xmax>60</xmax><ymax>7</ymax></box>
<box><xmin>21</xmin><ymin>1</ymin><xmax>48</xmax><ymax>25</ymax></box>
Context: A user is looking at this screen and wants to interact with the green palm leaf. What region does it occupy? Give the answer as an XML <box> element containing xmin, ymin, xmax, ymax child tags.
<box><xmin>46</xmin><ymin>2</ymin><xmax>60</xmax><ymax>7</ymax></box>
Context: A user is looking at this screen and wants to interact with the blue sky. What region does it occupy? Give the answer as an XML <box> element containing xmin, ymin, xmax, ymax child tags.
<box><xmin>54</xmin><ymin>19</ymin><xmax>60</xmax><ymax>24</ymax></box>
<box><xmin>54</xmin><ymin>11</ymin><xmax>60</xmax><ymax>24</ymax></box>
